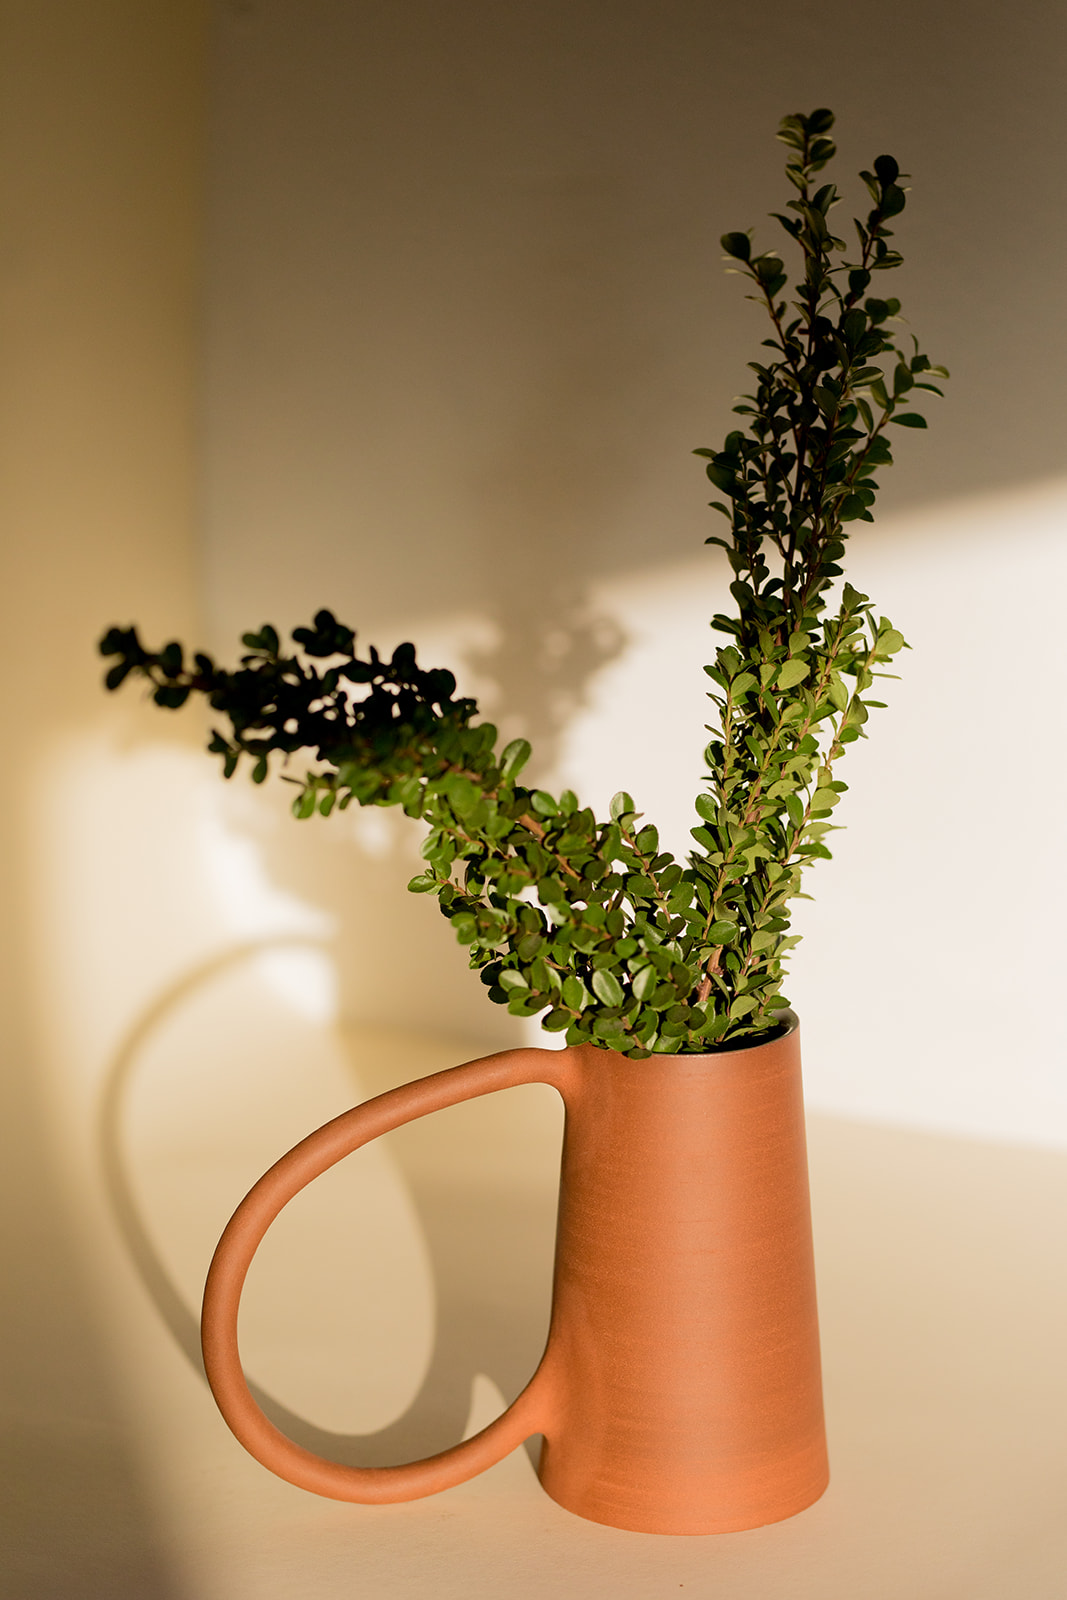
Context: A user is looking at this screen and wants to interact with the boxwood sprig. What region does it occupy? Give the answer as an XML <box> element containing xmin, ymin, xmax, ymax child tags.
<box><xmin>100</xmin><ymin>108</ymin><xmax>945</xmax><ymax>1056</ymax></box>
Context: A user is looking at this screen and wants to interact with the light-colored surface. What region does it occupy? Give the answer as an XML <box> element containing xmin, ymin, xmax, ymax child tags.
<box><xmin>10</xmin><ymin>992</ymin><xmax>1067</xmax><ymax>1597</ymax></box>
<box><xmin>3</xmin><ymin>4</ymin><xmax>1067</xmax><ymax>1594</ymax></box>
<box><xmin>548</xmin><ymin>483</ymin><xmax>1067</xmax><ymax>1147</ymax></box>
<box><xmin>202</xmin><ymin>0</ymin><xmax>1067</xmax><ymax>1147</ymax></box>
<box><xmin>0</xmin><ymin>4</ymin><xmax>208</xmax><ymax>1595</ymax></box>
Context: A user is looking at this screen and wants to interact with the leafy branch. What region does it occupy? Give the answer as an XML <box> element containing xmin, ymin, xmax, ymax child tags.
<box><xmin>100</xmin><ymin>108</ymin><xmax>945</xmax><ymax>1057</ymax></box>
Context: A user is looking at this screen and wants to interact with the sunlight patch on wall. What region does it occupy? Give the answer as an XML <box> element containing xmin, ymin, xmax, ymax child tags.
<box><xmin>547</xmin><ymin>476</ymin><xmax>1067</xmax><ymax>1148</ymax></box>
<box><xmin>30</xmin><ymin>734</ymin><xmax>340</xmax><ymax>1131</ymax></box>
<box><xmin>197</xmin><ymin>779</ymin><xmax>337</xmax><ymax>1022</ymax></box>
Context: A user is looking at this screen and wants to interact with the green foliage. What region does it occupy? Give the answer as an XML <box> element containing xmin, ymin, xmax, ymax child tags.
<box><xmin>99</xmin><ymin>109</ymin><xmax>945</xmax><ymax>1056</ymax></box>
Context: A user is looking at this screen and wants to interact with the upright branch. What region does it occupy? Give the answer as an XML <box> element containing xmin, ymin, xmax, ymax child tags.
<box><xmin>688</xmin><ymin>107</ymin><xmax>947</xmax><ymax>1026</ymax></box>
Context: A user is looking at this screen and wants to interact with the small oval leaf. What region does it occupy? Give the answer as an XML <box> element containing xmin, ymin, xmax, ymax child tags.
<box><xmin>591</xmin><ymin>969</ymin><xmax>624</xmax><ymax>1007</ymax></box>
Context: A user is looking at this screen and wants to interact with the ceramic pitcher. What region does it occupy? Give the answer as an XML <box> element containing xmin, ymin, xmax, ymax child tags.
<box><xmin>200</xmin><ymin>1011</ymin><xmax>828</xmax><ymax>1534</ymax></box>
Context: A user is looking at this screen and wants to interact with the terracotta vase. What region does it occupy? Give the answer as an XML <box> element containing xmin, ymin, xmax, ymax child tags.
<box><xmin>201</xmin><ymin>1011</ymin><xmax>828</xmax><ymax>1534</ymax></box>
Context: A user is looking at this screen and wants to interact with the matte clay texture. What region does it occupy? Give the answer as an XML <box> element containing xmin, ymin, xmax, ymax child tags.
<box><xmin>201</xmin><ymin>1017</ymin><xmax>828</xmax><ymax>1533</ymax></box>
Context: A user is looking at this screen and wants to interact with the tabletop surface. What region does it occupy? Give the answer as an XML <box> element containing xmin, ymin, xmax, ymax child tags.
<box><xmin>7</xmin><ymin>995</ymin><xmax>1067</xmax><ymax>1599</ymax></box>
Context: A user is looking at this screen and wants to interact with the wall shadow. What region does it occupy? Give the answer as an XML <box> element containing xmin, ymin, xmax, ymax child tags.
<box><xmin>98</xmin><ymin>939</ymin><xmax>560</xmax><ymax>1472</ymax></box>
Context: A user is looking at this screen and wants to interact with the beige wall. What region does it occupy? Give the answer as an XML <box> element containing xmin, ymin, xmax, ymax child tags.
<box><xmin>0</xmin><ymin>3</ymin><xmax>208</xmax><ymax>1589</ymax></box>
<box><xmin>202</xmin><ymin>0</ymin><xmax>1067</xmax><ymax>632</ymax></box>
<box><xmin>201</xmin><ymin>0</ymin><xmax>1067</xmax><ymax>1140</ymax></box>
<box><xmin>1</xmin><ymin>6</ymin><xmax>1065</xmax><ymax>1592</ymax></box>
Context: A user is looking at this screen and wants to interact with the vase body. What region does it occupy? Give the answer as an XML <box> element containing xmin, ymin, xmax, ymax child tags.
<box><xmin>201</xmin><ymin>1013</ymin><xmax>828</xmax><ymax>1533</ymax></box>
<box><xmin>535</xmin><ymin>1021</ymin><xmax>827</xmax><ymax>1533</ymax></box>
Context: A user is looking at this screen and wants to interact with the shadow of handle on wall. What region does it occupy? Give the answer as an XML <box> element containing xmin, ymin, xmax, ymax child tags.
<box><xmin>97</xmin><ymin>938</ymin><xmax>556</xmax><ymax>1471</ymax></box>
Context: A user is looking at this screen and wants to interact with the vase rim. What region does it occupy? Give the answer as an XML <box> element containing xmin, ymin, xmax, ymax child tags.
<box><xmin>577</xmin><ymin>1008</ymin><xmax>798</xmax><ymax>1064</ymax></box>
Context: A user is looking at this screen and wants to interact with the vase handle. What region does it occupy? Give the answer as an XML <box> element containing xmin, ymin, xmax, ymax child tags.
<box><xmin>200</xmin><ymin>1046</ymin><xmax>564</xmax><ymax>1502</ymax></box>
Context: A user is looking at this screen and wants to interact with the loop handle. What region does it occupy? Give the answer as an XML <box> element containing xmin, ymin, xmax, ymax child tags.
<box><xmin>201</xmin><ymin>1046</ymin><xmax>564</xmax><ymax>1502</ymax></box>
